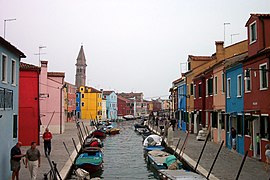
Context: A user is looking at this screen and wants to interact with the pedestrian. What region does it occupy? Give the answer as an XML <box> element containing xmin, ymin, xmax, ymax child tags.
<box><xmin>256</xmin><ymin>133</ymin><xmax>260</xmax><ymax>156</ymax></box>
<box><xmin>10</xmin><ymin>142</ymin><xmax>25</xmax><ymax>180</ymax></box>
<box><xmin>167</xmin><ymin>123</ymin><xmax>174</xmax><ymax>146</ymax></box>
<box><xmin>159</xmin><ymin>117</ymin><xmax>165</xmax><ymax>133</ymax></box>
<box><xmin>265</xmin><ymin>144</ymin><xmax>270</xmax><ymax>171</ymax></box>
<box><xmin>231</xmin><ymin>127</ymin><xmax>236</xmax><ymax>150</ymax></box>
<box><xmin>42</xmin><ymin>127</ymin><xmax>52</xmax><ymax>156</ymax></box>
<box><xmin>170</xmin><ymin>118</ymin><xmax>176</xmax><ymax>131</ymax></box>
<box><xmin>25</xmin><ymin>142</ymin><xmax>41</xmax><ymax>180</ymax></box>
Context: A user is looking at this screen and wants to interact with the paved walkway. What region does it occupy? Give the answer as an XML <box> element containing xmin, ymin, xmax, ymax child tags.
<box><xmin>147</xmin><ymin>123</ymin><xmax>269</xmax><ymax>180</ymax></box>
<box><xmin>19</xmin><ymin>121</ymin><xmax>93</xmax><ymax>180</ymax></box>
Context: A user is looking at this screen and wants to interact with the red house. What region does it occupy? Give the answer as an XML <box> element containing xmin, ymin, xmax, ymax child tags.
<box><xmin>193</xmin><ymin>74</ymin><xmax>206</xmax><ymax>130</ymax></box>
<box><xmin>19</xmin><ymin>62</ymin><xmax>40</xmax><ymax>145</ymax></box>
<box><xmin>117</xmin><ymin>95</ymin><xmax>132</xmax><ymax>117</ymax></box>
<box><xmin>243</xmin><ymin>14</ymin><xmax>270</xmax><ymax>161</ymax></box>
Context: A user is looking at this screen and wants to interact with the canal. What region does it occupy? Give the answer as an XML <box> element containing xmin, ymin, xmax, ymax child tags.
<box><xmin>69</xmin><ymin>120</ymin><xmax>157</xmax><ymax>179</ymax></box>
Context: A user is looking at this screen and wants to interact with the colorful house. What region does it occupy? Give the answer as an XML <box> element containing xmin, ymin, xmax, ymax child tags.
<box><xmin>117</xmin><ymin>95</ymin><xmax>132</xmax><ymax>117</ymax></box>
<box><xmin>19</xmin><ymin>62</ymin><xmax>40</xmax><ymax>146</ymax></box>
<box><xmin>64</xmin><ymin>82</ymin><xmax>77</xmax><ymax>122</ymax></box>
<box><xmin>0</xmin><ymin>36</ymin><xmax>26</xmax><ymax>179</ymax></box>
<box><xmin>177</xmin><ymin>78</ymin><xmax>187</xmax><ymax>131</ymax></box>
<box><xmin>243</xmin><ymin>14</ymin><xmax>270</xmax><ymax>161</ymax></box>
<box><xmin>103</xmin><ymin>91</ymin><xmax>118</xmax><ymax>120</ymax></box>
<box><xmin>225</xmin><ymin>53</ymin><xmax>247</xmax><ymax>155</ymax></box>
<box><xmin>79</xmin><ymin>86</ymin><xmax>102</xmax><ymax>120</ymax></box>
<box><xmin>40</xmin><ymin>61</ymin><xmax>65</xmax><ymax>134</ymax></box>
<box><xmin>76</xmin><ymin>92</ymin><xmax>81</xmax><ymax>118</ymax></box>
<box><xmin>102</xmin><ymin>98</ymin><xmax>107</xmax><ymax>120</ymax></box>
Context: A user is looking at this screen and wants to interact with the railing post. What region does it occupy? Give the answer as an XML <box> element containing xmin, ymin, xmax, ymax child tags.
<box><xmin>195</xmin><ymin>132</ymin><xmax>210</xmax><ymax>171</ymax></box>
<box><xmin>235</xmin><ymin>150</ymin><xmax>248</xmax><ymax>180</ymax></box>
<box><xmin>207</xmin><ymin>140</ymin><xmax>224</xmax><ymax>179</ymax></box>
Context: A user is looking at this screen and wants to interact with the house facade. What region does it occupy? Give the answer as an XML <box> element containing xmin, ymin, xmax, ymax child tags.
<box><xmin>243</xmin><ymin>14</ymin><xmax>270</xmax><ymax>161</ymax></box>
<box><xmin>102</xmin><ymin>98</ymin><xmax>107</xmax><ymax>120</ymax></box>
<box><xmin>76</xmin><ymin>92</ymin><xmax>81</xmax><ymax>119</ymax></box>
<box><xmin>64</xmin><ymin>82</ymin><xmax>77</xmax><ymax>122</ymax></box>
<box><xmin>80</xmin><ymin>86</ymin><xmax>102</xmax><ymax>120</ymax></box>
<box><xmin>117</xmin><ymin>95</ymin><xmax>132</xmax><ymax>117</ymax></box>
<box><xmin>19</xmin><ymin>62</ymin><xmax>40</xmax><ymax>146</ymax></box>
<box><xmin>177</xmin><ymin>78</ymin><xmax>187</xmax><ymax>131</ymax></box>
<box><xmin>0</xmin><ymin>37</ymin><xmax>25</xmax><ymax>179</ymax></box>
<box><xmin>103</xmin><ymin>91</ymin><xmax>118</xmax><ymax>120</ymax></box>
<box><xmin>40</xmin><ymin>61</ymin><xmax>65</xmax><ymax>134</ymax></box>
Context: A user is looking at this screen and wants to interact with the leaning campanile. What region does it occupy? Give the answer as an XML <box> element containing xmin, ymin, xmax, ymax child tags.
<box><xmin>75</xmin><ymin>45</ymin><xmax>87</xmax><ymax>89</ymax></box>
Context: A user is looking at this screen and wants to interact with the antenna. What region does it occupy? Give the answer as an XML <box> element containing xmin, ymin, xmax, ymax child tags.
<box><xmin>34</xmin><ymin>46</ymin><xmax>46</xmax><ymax>66</ymax></box>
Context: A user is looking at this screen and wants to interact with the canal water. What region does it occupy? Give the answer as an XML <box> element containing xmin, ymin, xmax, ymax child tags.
<box><xmin>69</xmin><ymin>120</ymin><xmax>157</xmax><ymax>179</ymax></box>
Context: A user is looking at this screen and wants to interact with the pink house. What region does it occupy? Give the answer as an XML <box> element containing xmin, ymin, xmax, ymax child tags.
<box><xmin>40</xmin><ymin>61</ymin><xmax>65</xmax><ymax>134</ymax></box>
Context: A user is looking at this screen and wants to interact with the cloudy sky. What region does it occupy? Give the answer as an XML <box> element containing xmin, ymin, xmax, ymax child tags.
<box><xmin>1</xmin><ymin>0</ymin><xmax>269</xmax><ymax>99</ymax></box>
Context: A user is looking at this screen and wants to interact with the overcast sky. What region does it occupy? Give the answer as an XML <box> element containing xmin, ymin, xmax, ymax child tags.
<box><xmin>1</xmin><ymin>0</ymin><xmax>269</xmax><ymax>99</ymax></box>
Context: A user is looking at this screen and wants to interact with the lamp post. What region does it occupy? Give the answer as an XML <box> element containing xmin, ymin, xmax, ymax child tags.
<box><xmin>3</xmin><ymin>18</ymin><xmax>16</xmax><ymax>39</ymax></box>
<box><xmin>224</xmin><ymin>22</ymin><xmax>230</xmax><ymax>45</ymax></box>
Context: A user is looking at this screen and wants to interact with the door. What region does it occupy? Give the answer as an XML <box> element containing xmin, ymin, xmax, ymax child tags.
<box><xmin>253</xmin><ymin>117</ymin><xmax>260</xmax><ymax>157</ymax></box>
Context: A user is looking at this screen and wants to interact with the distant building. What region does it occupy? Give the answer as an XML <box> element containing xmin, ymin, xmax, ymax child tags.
<box><xmin>102</xmin><ymin>98</ymin><xmax>107</xmax><ymax>120</ymax></box>
<box><xmin>79</xmin><ymin>86</ymin><xmax>102</xmax><ymax>120</ymax></box>
<box><xmin>64</xmin><ymin>82</ymin><xmax>77</xmax><ymax>122</ymax></box>
<box><xmin>76</xmin><ymin>92</ymin><xmax>81</xmax><ymax>118</ymax></box>
<box><xmin>40</xmin><ymin>61</ymin><xmax>65</xmax><ymax>134</ymax></box>
<box><xmin>103</xmin><ymin>91</ymin><xmax>117</xmax><ymax>120</ymax></box>
<box><xmin>117</xmin><ymin>95</ymin><xmax>132</xmax><ymax>118</ymax></box>
<box><xmin>75</xmin><ymin>45</ymin><xmax>87</xmax><ymax>89</ymax></box>
<box><xmin>19</xmin><ymin>62</ymin><xmax>40</xmax><ymax>146</ymax></box>
<box><xmin>0</xmin><ymin>36</ymin><xmax>26</xmax><ymax>179</ymax></box>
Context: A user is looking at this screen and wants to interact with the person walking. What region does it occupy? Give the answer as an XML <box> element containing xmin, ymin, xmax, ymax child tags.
<box><xmin>25</xmin><ymin>142</ymin><xmax>41</xmax><ymax>180</ymax></box>
<box><xmin>42</xmin><ymin>128</ymin><xmax>52</xmax><ymax>156</ymax></box>
<box><xmin>10</xmin><ymin>142</ymin><xmax>25</xmax><ymax>180</ymax></box>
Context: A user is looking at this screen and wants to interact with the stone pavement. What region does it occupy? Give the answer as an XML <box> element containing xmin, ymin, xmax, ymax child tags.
<box><xmin>19</xmin><ymin>121</ymin><xmax>92</xmax><ymax>180</ymax></box>
<box><xmin>148</xmin><ymin>123</ymin><xmax>269</xmax><ymax>180</ymax></box>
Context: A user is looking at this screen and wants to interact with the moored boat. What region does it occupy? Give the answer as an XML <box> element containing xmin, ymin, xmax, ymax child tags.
<box><xmin>158</xmin><ymin>169</ymin><xmax>206</xmax><ymax>180</ymax></box>
<box><xmin>92</xmin><ymin>129</ymin><xmax>106</xmax><ymax>139</ymax></box>
<box><xmin>106</xmin><ymin>128</ymin><xmax>120</xmax><ymax>135</ymax></box>
<box><xmin>75</xmin><ymin>147</ymin><xmax>103</xmax><ymax>173</ymax></box>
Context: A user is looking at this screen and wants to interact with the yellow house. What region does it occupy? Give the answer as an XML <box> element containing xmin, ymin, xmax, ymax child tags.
<box><xmin>79</xmin><ymin>86</ymin><xmax>102</xmax><ymax>121</ymax></box>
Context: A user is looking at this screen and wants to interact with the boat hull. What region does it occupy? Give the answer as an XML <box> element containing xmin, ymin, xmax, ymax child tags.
<box><xmin>92</xmin><ymin>130</ymin><xmax>106</xmax><ymax>138</ymax></box>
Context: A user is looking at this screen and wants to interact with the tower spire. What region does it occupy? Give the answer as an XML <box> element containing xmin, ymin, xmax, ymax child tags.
<box><xmin>75</xmin><ymin>45</ymin><xmax>87</xmax><ymax>89</ymax></box>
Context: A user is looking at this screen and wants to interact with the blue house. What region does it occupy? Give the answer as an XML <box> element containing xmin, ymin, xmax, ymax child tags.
<box><xmin>225</xmin><ymin>53</ymin><xmax>247</xmax><ymax>155</ymax></box>
<box><xmin>103</xmin><ymin>91</ymin><xmax>117</xmax><ymax>120</ymax></box>
<box><xmin>0</xmin><ymin>36</ymin><xmax>26</xmax><ymax>179</ymax></box>
<box><xmin>178</xmin><ymin>78</ymin><xmax>187</xmax><ymax>131</ymax></box>
<box><xmin>76</xmin><ymin>92</ymin><xmax>81</xmax><ymax>118</ymax></box>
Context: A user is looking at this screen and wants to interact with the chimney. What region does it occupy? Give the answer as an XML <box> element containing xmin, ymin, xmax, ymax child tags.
<box><xmin>215</xmin><ymin>41</ymin><xmax>224</xmax><ymax>60</ymax></box>
<box><xmin>40</xmin><ymin>60</ymin><xmax>48</xmax><ymax>67</ymax></box>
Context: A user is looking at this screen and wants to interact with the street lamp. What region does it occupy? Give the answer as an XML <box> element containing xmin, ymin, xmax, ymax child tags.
<box><xmin>224</xmin><ymin>22</ymin><xmax>230</xmax><ymax>45</ymax></box>
<box><xmin>3</xmin><ymin>18</ymin><xmax>16</xmax><ymax>39</ymax></box>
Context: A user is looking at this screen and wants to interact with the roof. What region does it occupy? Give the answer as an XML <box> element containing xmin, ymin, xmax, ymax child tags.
<box><xmin>76</xmin><ymin>45</ymin><xmax>87</xmax><ymax>66</ymax></box>
<box><xmin>87</xmin><ymin>86</ymin><xmax>101</xmax><ymax>93</ymax></box>
<box><xmin>246</xmin><ymin>13</ymin><xmax>270</xmax><ymax>26</ymax></box>
<box><xmin>188</xmin><ymin>55</ymin><xmax>213</xmax><ymax>61</ymax></box>
<box><xmin>0</xmin><ymin>36</ymin><xmax>26</xmax><ymax>58</ymax></box>
<box><xmin>103</xmin><ymin>91</ymin><xmax>114</xmax><ymax>95</ymax></box>
<box><xmin>224</xmin><ymin>52</ymin><xmax>248</xmax><ymax>69</ymax></box>
<box><xmin>117</xmin><ymin>92</ymin><xmax>143</xmax><ymax>100</ymax></box>
<box><xmin>20</xmin><ymin>62</ymin><xmax>40</xmax><ymax>71</ymax></box>
<box><xmin>47</xmin><ymin>72</ymin><xmax>65</xmax><ymax>77</ymax></box>
<box><xmin>117</xmin><ymin>95</ymin><xmax>131</xmax><ymax>102</ymax></box>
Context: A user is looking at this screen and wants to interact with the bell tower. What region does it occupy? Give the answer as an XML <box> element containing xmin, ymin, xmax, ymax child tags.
<box><xmin>75</xmin><ymin>45</ymin><xmax>87</xmax><ymax>89</ymax></box>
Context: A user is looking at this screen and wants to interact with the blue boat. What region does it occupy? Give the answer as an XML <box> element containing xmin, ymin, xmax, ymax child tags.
<box><xmin>75</xmin><ymin>147</ymin><xmax>103</xmax><ymax>173</ymax></box>
<box><xmin>144</xmin><ymin>146</ymin><xmax>165</xmax><ymax>152</ymax></box>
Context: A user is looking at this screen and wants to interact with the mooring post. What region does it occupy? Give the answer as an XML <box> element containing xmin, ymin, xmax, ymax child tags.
<box><xmin>207</xmin><ymin>140</ymin><xmax>224</xmax><ymax>179</ymax></box>
<box><xmin>72</xmin><ymin>138</ymin><xmax>79</xmax><ymax>153</ymax></box>
<box><xmin>195</xmin><ymin>132</ymin><xmax>210</xmax><ymax>171</ymax></box>
<box><xmin>235</xmin><ymin>150</ymin><xmax>248</xmax><ymax>180</ymax></box>
<box><xmin>173</xmin><ymin>136</ymin><xmax>181</xmax><ymax>156</ymax></box>
<box><xmin>81</xmin><ymin>121</ymin><xmax>88</xmax><ymax>137</ymax></box>
<box><xmin>179</xmin><ymin>131</ymin><xmax>189</xmax><ymax>157</ymax></box>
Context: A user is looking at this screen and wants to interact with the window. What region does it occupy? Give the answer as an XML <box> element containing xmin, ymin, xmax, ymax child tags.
<box><xmin>190</xmin><ymin>84</ymin><xmax>193</xmax><ymax>96</ymax></box>
<box><xmin>227</xmin><ymin>78</ymin><xmax>231</xmax><ymax>98</ymax></box>
<box><xmin>245</xmin><ymin>69</ymin><xmax>251</xmax><ymax>92</ymax></box>
<box><xmin>11</xmin><ymin>60</ymin><xmax>16</xmax><ymax>85</ymax></box>
<box><xmin>214</xmin><ymin>76</ymin><xmax>218</xmax><ymax>95</ymax></box>
<box><xmin>5</xmin><ymin>89</ymin><xmax>13</xmax><ymax>109</ymax></box>
<box><xmin>188</xmin><ymin>62</ymin><xmax>191</xmax><ymax>71</ymax></box>
<box><xmin>212</xmin><ymin>112</ymin><xmax>218</xmax><ymax>128</ymax></box>
<box><xmin>76</xmin><ymin>102</ymin><xmax>79</xmax><ymax>107</ymax></box>
<box><xmin>198</xmin><ymin>83</ymin><xmax>202</xmax><ymax>98</ymax></box>
<box><xmin>250</xmin><ymin>21</ymin><xmax>257</xmax><ymax>44</ymax></box>
<box><xmin>222</xmin><ymin>73</ymin><xmax>225</xmax><ymax>93</ymax></box>
<box><xmin>81</xmin><ymin>102</ymin><xmax>84</xmax><ymax>106</ymax></box>
<box><xmin>13</xmin><ymin>115</ymin><xmax>18</xmax><ymax>138</ymax></box>
<box><xmin>208</xmin><ymin>78</ymin><xmax>213</xmax><ymax>95</ymax></box>
<box><xmin>82</xmin><ymin>94</ymin><xmax>84</xmax><ymax>98</ymax></box>
<box><xmin>194</xmin><ymin>85</ymin><xmax>196</xmax><ymax>99</ymax></box>
<box><xmin>237</xmin><ymin>115</ymin><xmax>243</xmax><ymax>135</ymax></box>
<box><xmin>260</xmin><ymin>63</ymin><xmax>268</xmax><ymax>89</ymax></box>
<box><xmin>260</xmin><ymin>116</ymin><xmax>270</xmax><ymax>140</ymax></box>
<box><xmin>237</xmin><ymin>75</ymin><xmax>242</xmax><ymax>97</ymax></box>
<box><xmin>206</xmin><ymin>79</ymin><xmax>208</xmax><ymax>97</ymax></box>
<box><xmin>2</xmin><ymin>54</ymin><xmax>7</xmax><ymax>82</ymax></box>
<box><xmin>0</xmin><ymin>88</ymin><xmax>4</xmax><ymax>109</ymax></box>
